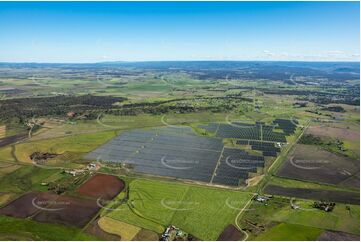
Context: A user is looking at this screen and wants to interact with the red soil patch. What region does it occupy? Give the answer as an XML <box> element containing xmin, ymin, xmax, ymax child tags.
<box><xmin>0</xmin><ymin>192</ymin><xmax>58</xmax><ymax>218</ymax></box>
<box><xmin>76</xmin><ymin>173</ymin><xmax>125</xmax><ymax>200</ymax></box>
<box><xmin>33</xmin><ymin>195</ymin><xmax>100</xmax><ymax>228</ymax></box>
<box><xmin>217</xmin><ymin>225</ymin><xmax>243</xmax><ymax>241</ymax></box>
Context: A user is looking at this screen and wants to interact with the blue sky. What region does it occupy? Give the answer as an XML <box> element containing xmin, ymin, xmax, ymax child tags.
<box><xmin>0</xmin><ymin>1</ymin><xmax>359</xmax><ymax>62</ymax></box>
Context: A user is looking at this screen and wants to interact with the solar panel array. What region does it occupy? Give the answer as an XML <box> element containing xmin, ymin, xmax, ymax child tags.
<box><xmin>248</xmin><ymin>141</ymin><xmax>281</xmax><ymax>157</ymax></box>
<box><xmin>86</xmin><ymin>127</ymin><xmax>223</xmax><ymax>183</ymax></box>
<box><xmin>235</xmin><ymin>140</ymin><xmax>249</xmax><ymax>145</ymax></box>
<box><xmin>200</xmin><ymin>122</ymin><xmax>287</xmax><ymax>142</ymax></box>
<box><xmin>261</xmin><ymin>125</ymin><xmax>287</xmax><ymax>142</ymax></box>
<box><xmin>87</xmin><ymin>119</ymin><xmax>297</xmax><ymax>187</ymax></box>
<box><xmin>212</xmin><ymin>148</ymin><xmax>265</xmax><ymax>186</ymax></box>
<box><xmin>273</xmin><ymin>119</ymin><xmax>298</xmax><ymax>135</ymax></box>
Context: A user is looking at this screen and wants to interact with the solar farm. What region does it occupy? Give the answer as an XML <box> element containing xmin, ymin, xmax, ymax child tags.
<box><xmin>200</xmin><ymin>119</ymin><xmax>297</xmax><ymax>143</ymax></box>
<box><xmin>0</xmin><ymin>59</ymin><xmax>359</xmax><ymax>241</ymax></box>
<box><xmin>87</xmin><ymin>119</ymin><xmax>296</xmax><ymax>187</ymax></box>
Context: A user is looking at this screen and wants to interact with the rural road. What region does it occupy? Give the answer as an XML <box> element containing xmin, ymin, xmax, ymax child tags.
<box><xmin>234</xmin><ymin>195</ymin><xmax>254</xmax><ymax>241</ymax></box>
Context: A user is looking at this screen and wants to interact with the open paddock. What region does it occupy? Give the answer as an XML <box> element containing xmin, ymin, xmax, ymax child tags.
<box><xmin>85</xmin><ymin>217</ymin><xmax>121</xmax><ymax>241</ymax></box>
<box><xmin>317</xmin><ymin>230</ymin><xmax>360</xmax><ymax>241</ymax></box>
<box><xmin>0</xmin><ymin>133</ymin><xmax>27</xmax><ymax>148</ymax></box>
<box><xmin>217</xmin><ymin>224</ymin><xmax>243</xmax><ymax>241</ymax></box>
<box><xmin>0</xmin><ymin>192</ymin><xmax>58</xmax><ymax>218</ymax></box>
<box><xmin>76</xmin><ymin>173</ymin><xmax>125</xmax><ymax>200</ymax></box>
<box><xmin>276</xmin><ymin>144</ymin><xmax>359</xmax><ymax>188</ymax></box>
<box><xmin>33</xmin><ymin>195</ymin><xmax>100</xmax><ymax>227</ymax></box>
<box><xmin>307</xmin><ymin>124</ymin><xmax>359</xmax><ymax>141</ymax></box>
<box><xmin>106</xmin><ymin>178</ymin><xmax>253</xmax><ymax>241</ymax></box>
<box><xmin>264</xmin><ymin>185</ymin><xmax>359</xmax><ymax>204</ymax></box>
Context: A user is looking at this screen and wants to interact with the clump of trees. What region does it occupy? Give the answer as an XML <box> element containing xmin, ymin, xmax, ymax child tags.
<box><xmin>321</xmin><ymin>106</ymin><xmax>345</xmax><ymax>113</ymax></box>
<box><xmin>299</xmin><ymin>134</ymin><xmax>323</xmax><ymax>145</ymax></box>
<box><xmin>0</xmin><ymin>94</ymin><xmax>126</xmax><ymax>121</ymax></box>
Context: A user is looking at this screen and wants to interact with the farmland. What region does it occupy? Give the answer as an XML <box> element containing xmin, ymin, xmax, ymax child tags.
<box><xmin>276</xmin><ymin>144</ymin><xmax>359</xmax><ymax>188</ymax></box>
<box><xmin>104</xmin><ymin>178</ymin><xmax>253</xmax><ymax>240</ymax></box>
<box><xmin>238</xmin><ymin>196</ymin><xmax>360</xmax><ymax>240</ymax></box>
<box><xmin>0</xmin><ymin>215</ymin><xmax>98</xmax><ymax>241</ymax></box>
<box><xmin>0</xmin><ymin>61</ymin><xmax>359</xmax><ymax>241</ymax></box>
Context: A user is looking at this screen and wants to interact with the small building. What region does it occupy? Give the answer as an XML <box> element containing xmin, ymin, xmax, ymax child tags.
<box><xmin>87</xmin><ymin>163</ymin><xmax>97</xmax><ymax>170</ymax></box>
<box><xmin>65</xmin><ymin>169</ymin><xmax>85</xmax><ymax>176</ymax></box>
<box><xmin>161</xmin><ymin>225</ymin><xmax>189</xmax><ymax>241</ymax></box>
<box><xmin>253</xmin><ymin>194</ymin><xmax>270</xmax><ymax>203</ymax></box>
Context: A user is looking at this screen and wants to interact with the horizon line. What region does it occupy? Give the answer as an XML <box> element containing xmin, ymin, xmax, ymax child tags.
<box><xmin>0</xmin><ymin>59</ymin><xmax>359</xmax><ymax>64</ymax></box>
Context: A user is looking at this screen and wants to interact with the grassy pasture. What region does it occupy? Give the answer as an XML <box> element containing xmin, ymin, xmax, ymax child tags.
<box><xmin>0</xmin><ymin>215</ymin><xmax>98</xmax><ymax>240</ymax></box>
<box><xmin>240</xmin><ymin>196</ymin><xmax>359</xmax><ymax>240</ymax></box>
<box><xmin>306</xmin><ymin>122</ymin><xmax>360</xmax><ymax>159</ymax></box>
<box><xmin>0</xmin><ymin>146</ymin><xmax>16</xmax><ymax>162</ymax></box>
<box><xmin>255</xmin><ymin>223</ymin><xmax>323</xmax><ymax>241</ymax></box>
<box><xmin>106</xmin><ymin>178</ymin><xmax>253</xmax><ymax>240</ymax></box>
<box><xmin>14</xmin><ymin>131</ymin><xmax>118</xmax><ymax>164</ymax></box>
<box><xmin>272</xmin><ymin>201</ymin><xmax>360</xmax><ymax>235</ymax></box>
<box><xmin>0</xmin><ymin>163</ymin><xmax>21</xmax><ymax>176</ymax></box>
<box><xmin>163</xmin><ymin>112</ymin><xmax>241</xmax><ymax>126</ymax></box>
<box><xmin>0</xmin><ymin>165</ymin><xmax>63</xmax><ymax>193</ymax></box>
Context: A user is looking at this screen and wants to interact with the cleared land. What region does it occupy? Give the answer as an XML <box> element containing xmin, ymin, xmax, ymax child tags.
<box><xmin>0</xmin><ymin>191</ymin><xmax>100</xmax><ymax>228</ymax></box>
<box><xmin>277</xmin><ymin>144</ymin><xmax>359</xmax><ymax>188</ymax></box>
<box><xmin>317</xmin><ymin>230</ymin><xmax>360</xmax><ymax>241</ymax></box>
<box><xmin>98</xmin><ymin>216</ymin><xmax>141</xmax><ymax>241</ymax></box>
<box><xmin>264</xmin><ymin>185</ymin><xmax>359</xmax><ymax>204</ymax></box>
<box><xmin>0</xmin><ymin>133</ymin><xmax>27</xmax><ymax>149</ymax></box>
<box><xmin>33</xmin><ymin>195</ymin><xmax>100</xmax><ymax>228</ymax></box>
<box><xmin>306</xmin><ymin>122</ymin><xmax>360</xmax><ymax>160</ymax></box>
<box><xmin>85</xmin><ymin>218</ymin><xmax>121</xmax><ymax>241</ymax></box>
<box><xmin>0</xmin><ymin>192</ymin><xmax>58</xmax><ymax>218</ymax></box>
<box><xmin>76</xmin><ymin>173</ymin><xmax>125</xmax><ymax>200</ymax></box>
<box><xmin>132</xmin><ymin>228</ymin><xmax>159</xmax><ymax>241</ymax></box>
<box><xmin>217</xmin><ymin>224</ymin><xmax>243</xmax><ymax>241</ymax></box>
<box><xmin>307</xmin><ymin>124</ymin><xmax>359</xmax><ymax>141</ymax></box>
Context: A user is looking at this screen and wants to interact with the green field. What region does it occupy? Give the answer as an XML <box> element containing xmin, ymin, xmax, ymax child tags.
<box><xmin>0</xmin><ymin>165</ymin><xmax>63</xmax><ymax>193</ymax></box>
<box><xmin>272</xmin><ymin>201</ymin><xmax>360</xmax><ymax>235</ymax></box>
<box><xmin>105</xmin><ymin>178</ymin><xmax>253</xmax><ymax>240</ymax></box>
<box><xmin>255</xmin><ymin>223</ymin><xmax>323</xmax><ymax>241</ymax></box>
<box><xmin>240</xmin><ymin>196</ymin><xmax>360</xmax><ymax>240</ymax></box>
<box><xmin>0</xmin><ymin>215</ymin><xmax>99</xmax><ymax>240</ymax></box>
<box><xmin>13</xmin><ymin>130</ymin><xmax>118</xmax><ymax>164</ymax></box>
